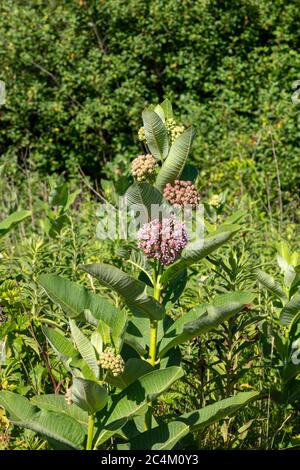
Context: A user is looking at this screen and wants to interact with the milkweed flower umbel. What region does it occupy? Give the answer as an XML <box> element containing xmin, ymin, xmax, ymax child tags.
<box><xmin>163</xmin><ymin>180</ymin><xmax>200</xmax><ymax>208</ymax></box>
<box><xmin>165</xmin><ymin>118</ymin><xmax>185</xmax><ymax>142</ymax></box>
<box><xmin>131</xmin><ymin>154</ymin><xmax>157</xmax><ymax>181</ymax></box>
<box><xmin>137</xmin><ymin>216</ymin><xmax>188</xmax><ymax>265</ymax></box>
<box><xmin>98</xmin><ymin>347</ymin><xmax>125</xmax><ymax>377</ymax></box>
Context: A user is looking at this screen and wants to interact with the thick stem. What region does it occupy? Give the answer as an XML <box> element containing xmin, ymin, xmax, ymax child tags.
<box><xmin>145</xmin><ymin>276</ymin><xmax>162</xmax><ymax>430</ymax></box>
<box><xmin>148</xmin><ymin>320</ymin><xmax>158</xmax><ymax>366</ymax></box>
<box><xmin>86</xmin><ymin>414</ymin><xmax>95</xmax><ymax>450</ymax></box>
<box><xmin>148</xmin><ymin>279</ymin><xmax>161</xmax><ymax>366</ymax></box>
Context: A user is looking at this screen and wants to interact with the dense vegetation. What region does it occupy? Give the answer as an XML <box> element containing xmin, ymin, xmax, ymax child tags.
<box><xmin>0</xmin><ymin>0</ymin><xmax>299</xmax><ymax>451</ymax></box>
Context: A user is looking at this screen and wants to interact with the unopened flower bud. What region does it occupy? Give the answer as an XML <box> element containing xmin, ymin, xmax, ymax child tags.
<box><xmin>163</xmin><ymin>180</ymin><xmax>200</xmax><ymax>208</ymax></box>
<box><xmin>98</xmin><ymin>347</ymin><xmax>125</xmax><ymax>377</ymax></box>
<box><xmin>131</xmin><ymin>154</ymin><xmax>157</xmax><ymax>181</ymax></box>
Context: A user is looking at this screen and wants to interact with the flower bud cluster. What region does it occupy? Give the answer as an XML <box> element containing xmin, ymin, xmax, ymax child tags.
<box><xmin>163</xmin><ymin>180</ymin><xmax>200</xmax><ymax>208</ymax></box>
<box><xmin>209</xmin><ymin>194</ymin><xmax>222</xmax><ymax>208</ymax></box>
<box><xmin>131</xmin><ymin>154</ymin><xmax>157</xmax><ymax>181</ymax></box>
<box><xmin>138</xmin><ymin>126</ymin><xmax>146</xmax><ymax>142</ymax></box>
<box><xmin>65</xmin><ymin>388</ymin><xmax>73</xmax><ymax>406</ymax></box>
<box><xmin>165</xmin><ymin>118</ymin><xmax>185</xmax><ymax>142</ymax></box>
<box><xmin>98</xmin><ymin>347</ymin><xmax>125</xmax><ymax>377</ymax></box>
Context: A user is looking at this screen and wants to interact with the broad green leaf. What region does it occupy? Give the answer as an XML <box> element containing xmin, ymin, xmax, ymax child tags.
<box><xmin>94</xmin><ymin>366</ymin><xmax>184</xmax><ymax>447</ymax></box>
<box><xmin>159</xmin><ymin>291</ymin><xmax>254</xmax><ymax>357</ymax></box>
<box><xmin>111</xmin><ymin>312</ymin><xmax>128</xmax><ymax>352</ymax></box>
<box><xmin>280</xmin><ymin>290</ymin><xmax>300</xmax><ymax>326</ymax></box>
<box><xmin>130</xmin><ymin>421</ymin><xmax>189</xmax><ymax>450</ymax></box>
<box><xmin>125</xmin><ymin>182</ymin><xmax>169</xmax><ymax>222</ymax></box>
<box><xmin>154</xmin><ymin>104</ymin><xmax>165</xmax><ymax>122</ymax></box>
<box><xmin>80</xmin><ymin>263</ymin><xmax>165</xmax><ymax>321</ymax></box>
<box><xmin>42</xmin><ymin>326</ymin><xmax>95</xmax><ymax>379</ymax></box>
<box><xmin>39</xmin><ymin>274</ymin><xmax>125</xmax><ymax>331</ymax></box>
<box><xmin>179</xmin><ymin>391</ymin><xmax>259</xmax><ymax>431</ymax></box>
<box><xmin>180</xmin><ymin>164</ymin><xmax>198</xmax><ymax>182</ymax></box>
<box><xmin>182</xmin><ymin>228</ymin><xmax>240</xmax><ymax>262</ymax></box>
<box><xmin>256</xmin><ymin>270</ymin><xmax>287</xmax><ymax>301</ymax></box>
<box><xmin>142</xmin><ymin>109</ymin><xmax>169</xmax><ymax>160</ymax></box>
<box><xmin>96</xmin><ymin>319</ymin><xmax>111</xmax><ymax>347</ymax></box>
<box><xmin>222</xmin><ymin>210</ymin><xmax>247</xmax><ymax>225</ymax></box>
<box><xmin>161</xmin><ymin>229</ymin><xmax>239</xmax><ymax>285</ymax></box>
<box><xmin>105</xmin><ymin>358</ymin><xmax>153</xmax><ymax>390</ymax></box>
<box><xmin>155</xmin><ymin>126</ymin><xmax>195</xmax><ymax>192</ymax></box>
<box><xmin>42</xmin><ymin>326</ymin><xmax>77</xmax><ymax>364</ymax></box>
<box><xmin>70</xmin><ymin>377</ymin><xmax>108</xmax><ymax>414</ymax></box>
<box><xmin>0</xmin><ymin>391</ymin><xmax>85</xmax><ymax>449</ymax></box>
<box><xmin>69</xmin><ymin>320</ymin><xmax>99</xmax><ymax>378</ymax></box>
<box><xmin>30</xmin><ymin>394</ymin><xmax>88</xmax><ymax>427</ymax></box>
<box><xmin>0</xmin><ymin>390</ymin><xmax>37</xmax><ymax>422</ymax></box>
<box><xmin>281</xmin><ymin>363</ymin><xmax>300</xmax><ymax>383</ymax></box>
<box><xmin>160</xmin><ymin>98</ymin><xmax>173</xmax><ymax>119</ymax></box>
<box><xmin>0</xmin><ymin>210</ymin><xmax>31</xmax><ymax>239</ymax></box>
<box><xmin>105</xmin><ymin>367</ymin><xmax>184</xmax><ymax>429</ymax></box>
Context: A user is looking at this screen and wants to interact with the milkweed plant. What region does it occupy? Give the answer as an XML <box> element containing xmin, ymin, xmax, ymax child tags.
<box><xmin>0</xmin><ymin>100</ymin><xmax>259</xmax><ymax>450</ymax></box>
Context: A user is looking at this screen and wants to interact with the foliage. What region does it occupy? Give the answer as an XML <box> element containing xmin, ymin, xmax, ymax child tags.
<box><xmin>0</xmin><ymin>0</ymin><xmax>300</xmax><ymax>215</ymax></box>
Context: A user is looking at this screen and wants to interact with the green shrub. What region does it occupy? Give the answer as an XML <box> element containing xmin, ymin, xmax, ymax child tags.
<box><xmin>0</xmin><ymin>0</ymin><xmax>299</xmax><ymax>202</ymax></box>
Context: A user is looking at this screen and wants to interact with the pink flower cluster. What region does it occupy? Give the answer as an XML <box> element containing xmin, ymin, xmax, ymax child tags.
<box><xmin>137</xmin><ymin>216</ymin><xmax>188</xmax><ymax>266</ymax></box>
<box><xmin>163</xmin><ymin>180</ymin><xmax>200</xmax><ymax>208</ymax></box>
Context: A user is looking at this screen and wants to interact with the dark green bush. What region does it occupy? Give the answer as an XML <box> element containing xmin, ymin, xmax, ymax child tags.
<box><xmin>0</xmin><ymin>0</ymin><xmax>299</xmax><ymax>204</ymax></box>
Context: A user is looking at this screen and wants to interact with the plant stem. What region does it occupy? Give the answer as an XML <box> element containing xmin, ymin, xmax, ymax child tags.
<box><xmin>148</xmin><ymin>278</ymin><xmax>162</xmax><ymax>366</ymax></box>
<box><xmin>148</xmin><ymin>320</ymin><xmax>158</xmax><ymax>366</ymax></box>
<box><xmin>86</xmin><ymin>414</ymin><xmax>95</xmax><ymax>450</ymax></box>
<box><xmin>145</xmin><ymin>276</ymin><xmax>162</xmax><ymax>430</ymax></box>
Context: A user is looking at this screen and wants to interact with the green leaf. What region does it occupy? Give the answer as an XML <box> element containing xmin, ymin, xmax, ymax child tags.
<box><xmin>179</xmin><ymin>391</ymin><xmax>259</xmax><ymax>431</ymax></box>
<box><xmin>125</xmin><ymin>182</ymin><xmax>169</xmax><ymax>222</ymax></box>
<box><xmin>155</xmin><ymin>126</ymin><xmax>195</xmax><ymax>192</ymax></box>
<box><xmin>0</xmin><ymin>391</ymin><xmax>85</xmax><ymax>449</ymax></box>
<box><xmin>130</xmin><ymin>421</ymin><xmax>189</xmax><ymax>450</ymax></box>
<box><xmin>94</xmin><ymin>366</ymin><xmax>184</xmax><ymax>447</ymax></box>
<box><xmin>281</xmin><ymin>363</ymin><xmax>300</xmax><ymax>383</ymax></box>
<box><xmin>161</xmin><ymin>229</ymin><xmax>239</xmax><ymax>285</ymax></box>
<box><xmin>0</xmin><ymin>210</ymin><xmax>31</xmax><ymax>239</ymax></box>
<box><xmin>142</xmin><ymin>109</ymin><xmax>169</xmax><ymax>160</ymax></box>
<box><xmin>105</xmin><ymin>367</ymin><xmax>184</xmax><ymax>429</ymax></box>
<box><xmin>222</xmin><ymin>210</ymin><xmax>247</xmax><ymax>225</ymax></box>
<box><xmin>160</xmin><ymin>98</ymin><xmax>173</xmax><ymax>120</ymax></box>
<box><xmin>42</xmin><ymin>326</ymin><xmax>95</xmax><ymax>380</ymax></box>
<box><xmin>70</xmin><ymin>377</ymin><xmax>108</xmax><ymax>414</ymax></box>
<box><xmin>0</xmin><ymin>390</ymin><xmax>37</xmax><ymax>422</ymax></box>
<box><xmin>42</xmin><ymin>326</ymin><xmax>78</xmax><ymax>364</ymax></box>
<box><xmin>280</xmin><ymin>290</ymin><xmax>300</xmax><ymax>326</ymax></box>
<box><xmin>105</xmin><ymin>358</ymin><xmax>153</xmax><ymax>390</ymax></box>
<box><xmin>180</xmin><ymin>164</ymin><xmax>198</xmax><ymax>182</ymax></box>
<box><xmin>96</xmin><ymin>319</ymin><xmax>111</xmax><ymax>347</ymax></box>
<box><xmin>159</xmin><ymin>291</ymin><xmax>254</xmax><ymax>357</ymax></box>
<box><xmin>256</xmin><ymin>270</ymin><xmax>287</xmax><ymax>301</ymax></box>
<box><xmin>38</xmin><ymin>274</ymin><xmax>125</xmax><ymax>331</ymax></box>
<box><xmin>30</xmin><ymin>394</ymin><xmax>88</xmax><ymax>427</ymax></box>
<box><xmin>154</xmin><ymin>104</ymin><xmax>165</xmax><ymax>122</ymax></box>
<box><xmin>69</xmin><ymin>320</ymin><xmax>99</xmax><ymax>378</ymax></box>
<box><xmin>80</xmin><ymin>263</ymin><xmax>165</xmax><ymax>321</ymax></box>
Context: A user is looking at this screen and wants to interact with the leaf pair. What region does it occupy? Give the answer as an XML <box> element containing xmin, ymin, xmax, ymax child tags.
<box><xmin>142</xmin><ymin>105</ymin><xmax>195</xmax><ymax>191</ymax></box>
<box><xmin>129</xmin><ymin>391</ymin><xmax>259</xmax><ymax>449</ymax></box>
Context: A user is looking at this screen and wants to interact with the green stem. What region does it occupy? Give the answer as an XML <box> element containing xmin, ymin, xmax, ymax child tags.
<box><xmin>145</xmin><ymin>276</ymin><xmax>162</xmax><ymax>430</ymax></box>
<box><xmin>86</xmin><ymin>413</ymin><xmax>95</xmax><ymax>450</ymax></box>
<box><xmin>148</xmin><ymin>319</ymin><xmax>158</xmax><ymax>366</ymax></box>
<box><xmin>149</xmin><ymin>278</ymin><xmax>162</xmax><ymax>366</ymax></box>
